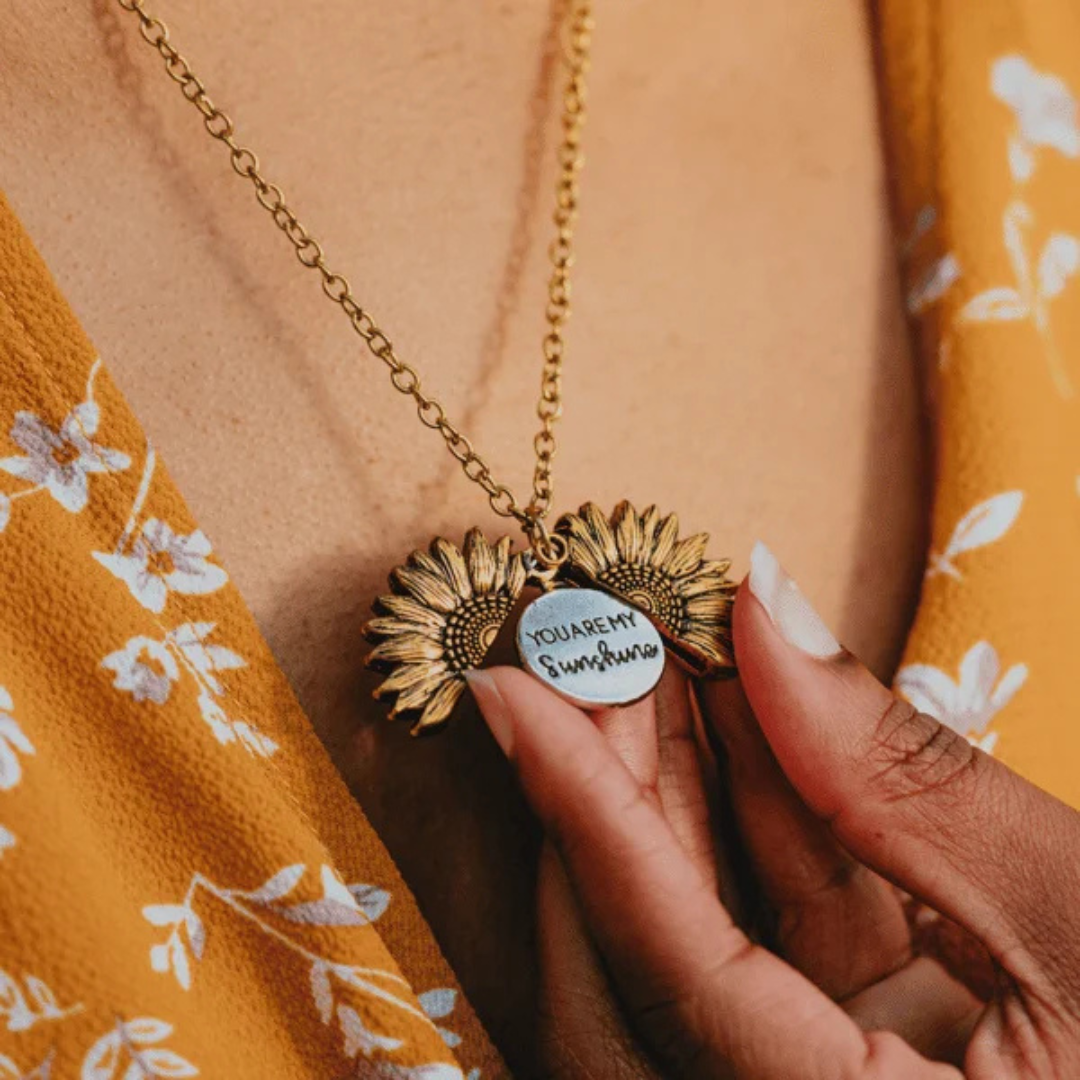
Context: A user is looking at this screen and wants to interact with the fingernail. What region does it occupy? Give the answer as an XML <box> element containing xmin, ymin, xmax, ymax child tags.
<box><xmin>465</xmin><ymin>669</ymin><xmax>515</xmax><ymax>757</ymax></box>
<box><xmin>748</xmin><ymin>541</ymin><xmax>842</xmax><ymax>659</ymax></box>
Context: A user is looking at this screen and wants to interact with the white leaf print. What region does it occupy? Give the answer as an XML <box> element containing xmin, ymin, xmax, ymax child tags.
<box><xmin>419</xmin><ymin>989</ymin><xmax>457</xmax><ymax>1021</ymax></box>
<box><xmin>0</xmin><ymin>827</ymin><xmax>13</xmax><ymax>855</ymax></box>
<box><xmin>149</xmin><ymin>944</ymin><xmax>170</xmax><ymax>974</ymax></box>
<box><xmin>232</xmin><ymin>721</ymin><xmax>278</xmax><ymax>758</ymax></box>
<box><xmin>0</xmin><ymin>970</ymin><xmax>33</xmax><ymax>1031</ymax></box>
<box><xmin>81</xmin><ymin>1032</ymin><xmax>122</xmax><ymax>1080</ymax></box>
<box><xmin>203</xmin><ymin>645</ymin><xmax>245</xmax><ymax>672</ymax></box>
<box><xmin>82</xmin><ymin>1020</ymin><xmax>197</xmax><ymax>1080</ymax></box>
<box><xmin>0</xmin><ymin>493</ymin><xmax>9</xmax><ymax>534</ymax></box>
<box><xmin>124</xmin><ymin>1019</ymin><xmax>173</xmax><ymax>1045</ymax></box>
<box><xmin>337</xmin><ymin>1005</ymin><xmax>404</xmax><ymax>1058</ymax></box>
<box><xmin>1037</xmin><ymin>233</ymin><xmax>1080</xmax><ymax>299</ymax></box>
<box><xmin>246</xmin><ymin>863</ymin><xmax>306</xmax><ymax>903</ymax></box>
<box><xmin>136</xmin><ymin>1050</ymin><xmax>197</xmax><ymax>1079</ymax></box>
<box><xmin>280</xmin><ymin>899</ymin><xmax>369</xmax><ymax>926</ymax></box>
<box><xmin>142</xmin><ymin>905</ymin><xmax>189</xmax><ymax>928</ymax></box>
<box><xmin>0</xmin><ymin>1055</ymin><xmax>18</xmax><ymax>1080</ymax></box>
<box><xmin>23</xmin><ymin>977</ymin><xmax>60</xmax><ymax>1018</ymax></box>
<box><xmin>185</xmin><ymin>912</ymin><xmax>206</xmax><ymax>961</ymax></box>
<box><xmin>907</xmin><ymin>253</ymin><xmax>961</xmax><ymax>313</ymax></box>
<box><xmin>169</xmin><ymin>936</ymin><xmax>191</xmax><ymax>991</ymax></box>
<box><xmin>195</xmin><ymin>693</ymin><xmax>235</xmax><ymax>744</ymax></box>
<box><xmin>959</xmin><ymin>287</ymin><xmax>1027</xmax><ymax>323</ymax></box>
<box><xmin>932</xmin><ymin>490</ymin><xmax>1024</xmax><ymax>581</ymax></box>
<box><xmin>0</xmin><ymin>714</ymin><xmax>35</xmax><ymax>790</ymax></box>
<box><xmin>321</xmin><ymin>864</ymin><xmax>355</xmax><ymax>905</ymax></box>
<box><xmin>309</xmin><ymin>962</ymin><xmax>333</xmax><ymax>1025</ymax></box>
<box><xmin>348</xmin><ymin>884</ymin><xmax>391</xmax><ymax>923</ymax></box>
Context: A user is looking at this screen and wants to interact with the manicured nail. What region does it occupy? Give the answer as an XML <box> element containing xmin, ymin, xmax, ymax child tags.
<box><xmin>465</xmin><ymin>669</ymin><xmax>515</xmax><ymax>757</ymax></box>
<box><xmin>748</xmin><ymin>541</ymin><xmax>842</xmax><ymax>659</ymax></box>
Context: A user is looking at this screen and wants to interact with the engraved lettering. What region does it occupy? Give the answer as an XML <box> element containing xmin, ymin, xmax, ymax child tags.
<box><xmin>539</xmin><ymin>654</ymin><xmax>560</xmax><ymax>679</ymax></box>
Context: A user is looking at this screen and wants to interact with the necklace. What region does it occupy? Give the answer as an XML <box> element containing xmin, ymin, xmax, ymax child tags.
<box><xmin>117</xmin><ymin>0</ymin><xmax>737</xmax><ymax>733</ymax></box>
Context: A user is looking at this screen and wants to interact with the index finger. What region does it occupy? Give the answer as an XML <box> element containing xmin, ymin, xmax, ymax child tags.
<box><xmin>467</xmin><ymin>667</ymin><xmax>957</xmax><ymax>1080</ymax></box>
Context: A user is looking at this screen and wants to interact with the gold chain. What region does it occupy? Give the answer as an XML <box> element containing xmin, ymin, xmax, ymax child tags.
<box><xmin>115</xmin><ymin>0</ymin><xmax>592</xmax><ymax>557</ymax></box>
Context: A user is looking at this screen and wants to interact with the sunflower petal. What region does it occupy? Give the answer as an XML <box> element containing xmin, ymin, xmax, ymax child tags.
<box><xmin>366</xmin><ymin>616</ymin><xmax>442</xmax><ymax>641</ymax></box>
<box><xmin>390</xmin><ymin>669</ymin><xmax>454</xmax><ymax>717</ymax></box>
<box><xmin>368</xmin><ymin>633</ymin><xmax>444</xmax><ymax>665</ymax></box>
<box><xmin>375</xmin><ymin>660</ymin><xmax>449</xmax><ymax>698</ymax></box>
<box><xmin>685</xmin><ymin>594</ymin><xmax>733</xmax><ymax>618</ymax></box>
<box><xmin>613</xmin><ymin>501</ymin><xmax>643</xmax><ymax>565</ymax></box>
<box><xmin>639</xmin><ymin>505</ymin><xmax>661</xmax><ymax>551</ymax></box>
<box><xmin>581</xmin><ymin>502</ymin><xmax>619</xmax><ymax>567</ymax></box>
<box><xmin>465</xmin><ymin>529</ymin><xmax>497</xmax><ymax>595</ymax></box>
<box><xmin>392</xmin><ymin>565</ymin><xmax>458</xmax><ymax>613</ymax></box>
<box><xmin>680</xmin><ymin>571</ymin><xmax>732</xmax><ymax>599</ymax></box>
<box><xmin>491</xmin><ymin>535</ymin><xmax>512</xmax><ymax>593</ymax></box>
<box><xmin>376</xmin><ymin>593</ymin><xmax>447</xmax><ymax>630</ymax></box>
<box><xmin>650</xmin><ymin>513</ymin><xmax>680</xmax><ymax>569</ymax></box>
<box><xmin>560</xmin><ymin>515</ymin><xmax>605</xmax><ymax>577</ymax></box>
<box><xmin>411</xmin><ymin>677</ymin><xmax>467</xmax><ymax>735</ymax></box>
<box><xmin>505</xmin><ymin>551</ymin><xmax>527</xmax><ymax>597</ymax></box>
<box><xmin>664</xmin><ymin>533</ymin><xmax>708</xmax><ymax>577</ymax></box>
<box><xmin>432</xmin><ymin>538</ymin><xmax>473</xmax><ymax>601</ymax></box>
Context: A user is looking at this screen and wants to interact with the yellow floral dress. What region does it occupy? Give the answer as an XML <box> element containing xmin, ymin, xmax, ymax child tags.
<box><xmin>1</xmin><ymin>3</ymin><xmax>1079</xmax><ymax>1076</ymax></box>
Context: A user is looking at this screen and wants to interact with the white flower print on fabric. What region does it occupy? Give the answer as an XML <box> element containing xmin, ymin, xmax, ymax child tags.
<box><xmin>897</xmin><ymin>642</ymin><xmax>1028</xmax><ymax>754</ymax></box>
<box><xmin>101</xmin><ymin>637</ymin><xmax>180</xmax><ymax>705</ymax></box>
<box><xmin>0</xmin><ymin>969</ymin><xmax>81</xmax><ymax>1032</ymax></box>
<box><xmin>95</xmin><ymin>445</ymin><xmax>278</xmax><ymax>755</ymax></box>
<box><xmin>0</xmin><ymin>360</ymin><xmax>129</xmax><ymax>528</ymax></box>
<box><xmin>101</xmin><ymin>623</ymin><xmax>276</xmax><ymax>756</ymax></box>
<box><xmin>0</xmin><ymin>685</ymin><xmax>34</xmax><ymax>856</ymax></box>
<box><xmin>992</xmin><ymin>55</ymin><xmax>1080</xmax><ymax>182</ymax></box>
<box><xmin>81</xmin><ymin>1018</ymin><xmax>198</xmax><ymax>1079</ymax></box>
<box><xmin>143</xmin><ymin>864</ymin><xmax>456</xmax><ymax>1067</ymax></box>
<box><xmin>95</xmin><ymin>519</ymin><xmax>227</xmax><ymax>615</ymax></box>
<box><xmin>927</xmin><ymin>491</ymin><xmax>1023</xmax><ymax>580</ymax></box>
<box><xmin>959</xmin><ymin>201</ymin><xmax>1078</xmax><ymax>397</ymax></box>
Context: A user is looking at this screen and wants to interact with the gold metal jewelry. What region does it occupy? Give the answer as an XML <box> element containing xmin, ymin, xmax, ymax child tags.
<box><xmin>116</xmin><ymin>0</ymin><xmax>738</xmax><ymax>733</ymax></box>
<box><xmin>556</xmin><ymin>502</ymin><xmax>736</xmax><ymax>678</ymax></box>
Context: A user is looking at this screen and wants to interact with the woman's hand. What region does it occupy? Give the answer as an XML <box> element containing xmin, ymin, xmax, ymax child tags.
<box><xmin>466</xmin><ymin>543</ymin><xmax>1080</xmax><ymax>1078</ymax></box>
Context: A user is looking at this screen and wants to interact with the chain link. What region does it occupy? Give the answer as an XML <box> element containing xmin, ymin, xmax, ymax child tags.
<box><xmin>115</xmin><ymin>0</ymin><xmax>592</xmax><ymax>541</ymax></box>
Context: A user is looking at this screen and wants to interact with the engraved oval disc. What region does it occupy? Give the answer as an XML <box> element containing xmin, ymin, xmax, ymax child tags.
<box><xmin>516</xmin><ymin>587</ymin><xmax>666</xmax><ymax>709</ymax></box>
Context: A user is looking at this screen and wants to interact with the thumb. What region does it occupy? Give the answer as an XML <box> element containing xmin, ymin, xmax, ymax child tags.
<box><xmin>736</xmin><ymin>541</ymin><xmax>1080</xmax><ymax>986</ymax></box>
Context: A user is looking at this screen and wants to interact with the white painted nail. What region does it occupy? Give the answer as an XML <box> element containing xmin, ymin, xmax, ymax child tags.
<box><xmin>748</xmin><ymin>541</ymin><xmax>842</xmax><ymax>659</ymax></box>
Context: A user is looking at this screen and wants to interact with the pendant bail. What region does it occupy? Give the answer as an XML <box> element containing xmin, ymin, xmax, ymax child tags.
<box><xmin>522</xmin><ymin>512</ymin><xmax>569</xmax><ymax>571</ymax></box>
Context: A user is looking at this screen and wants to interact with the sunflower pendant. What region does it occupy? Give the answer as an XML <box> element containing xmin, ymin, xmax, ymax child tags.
<box><xmin>364</xmin><ymin>501</ymin><xmax>736</xmax><ymax>734</ymax></box>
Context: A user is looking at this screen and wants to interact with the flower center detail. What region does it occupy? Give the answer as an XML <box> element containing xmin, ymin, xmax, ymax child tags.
<box><xmin>442</xmin><ymin>594</ymin><xmax>514</xmax><ymax>672</ymax></box>
<box><xmin>598</xmin><ymin>564</ymin><xmax>685</xmax><ymax>634</ymax></box>
<box><xmin>146</xmin><ymin>550</ymin><xmax>177</xmax><ymax>577</ymax></box>
<box><xmin>51</xmin><ymin>441</ymin><xmax>81</xmax><ymax>468</ymax></box>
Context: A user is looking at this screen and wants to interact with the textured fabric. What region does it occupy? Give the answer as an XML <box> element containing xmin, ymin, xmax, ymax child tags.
<box><xmin>3</xmin><ymin>5</ymin><xmax>1080</xmax><ymax>1077</ymax></box>
<box><xmin>878</xmin><ymin>0</ymin><xmax>1080</xmax><ymax>804</ymax></box>
<box><xmin>0</xmin><ymin>190</ymin><xmax>503</xmax><ymax>1080</ymax></box>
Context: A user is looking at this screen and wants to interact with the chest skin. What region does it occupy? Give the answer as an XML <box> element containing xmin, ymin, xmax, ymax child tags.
<box><xmin>0</xmin><ymin>0</ymin><xmax>928</xmax><ymax>1062</ymax></box>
